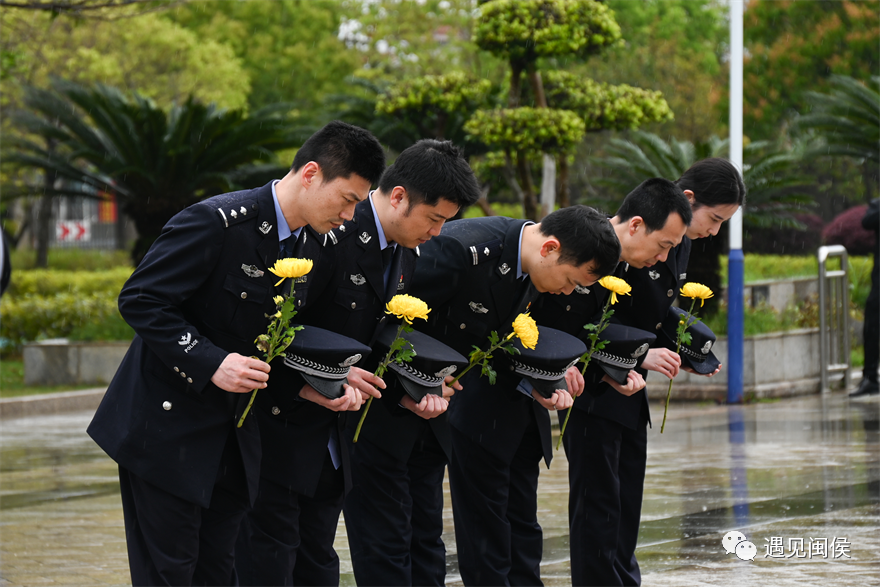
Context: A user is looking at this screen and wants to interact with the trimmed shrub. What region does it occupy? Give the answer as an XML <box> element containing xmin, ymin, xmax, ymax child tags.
<box><xmin>823</xmin><ymin>204</ymin><xmax>876</xmax><ymax>255</ymax></box>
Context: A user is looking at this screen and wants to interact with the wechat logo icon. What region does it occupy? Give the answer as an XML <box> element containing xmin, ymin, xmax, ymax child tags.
<box><xmin>723</xmin><ymin>530</ymin><xmax>757</xmax><ymax>561</ymax></box>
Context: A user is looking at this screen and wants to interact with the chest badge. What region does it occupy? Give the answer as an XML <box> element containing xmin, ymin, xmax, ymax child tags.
<box><xmin>648</xmin><ymin>270</ymin><xmax>660</xmax><ymax>280</ymax></box>
<box><xmin>397</xmin><ymin>274</ymin><xmax>405</xmax><ymax>291</ymax></box>
<box><xmin>359</xmin><ymin>232</ymin><xmax>372</xmax><ymax>244</ymax></box>
<box><xmin>679</xmin><ymin>273</ymin><xmax>687</xmax><ymax>280</ymax></box>
<box><xmin>499</xmin><ymin>263</ymin><xmax>511</xmax><ymax>275</ymax></box>
<box><xmin>574</xmin><ymin>285</ymin><xmax>591</xmax><ymax>295</ymax></box>
<box><xmin>350</xmin><ymin>274</ymin><xmax>366</xmax><ymax>286</ymax></box>
<box><xmin>241</xmin><ymin>264</ymin><xmax>264</xmax><ymax>278</ymax></box>
<box><xmin>469</xmin><ymin>301</ymin><xmax>489</xmax><ymax>314</ymax></box>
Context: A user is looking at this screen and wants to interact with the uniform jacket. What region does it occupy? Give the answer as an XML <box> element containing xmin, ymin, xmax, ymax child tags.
<box><xmin>595</xmin><ymin>237</ymin><xmax>692</xmax><ymax>429</ymax></box>
<box><xmin>257</xmin><ymin>199</ymin><xmax>420</xmax><ymax>495</ymax></box>
<box><xmin>87</xmin><ymin>182</ymin><xmax>328</xmax><ymax>508</ymax></box>
<box><xmin>410</xmin><ymin>217</ymin><xmax>550</xmax><ymax>465</ymax></box>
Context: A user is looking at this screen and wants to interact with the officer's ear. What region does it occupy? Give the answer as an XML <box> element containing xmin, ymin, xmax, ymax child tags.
<box><xmin>300</xmin><ymin>161</ymin><xmax>322</xmax><ymax>188</ymax></box>
<box><xmin>539</xmin><ymin>237</ymin><xmax>561</xmax><ymax>259</ymax></box>
<box><xmin>388</xmin><ymin>186</ymin><xmax>408</xmax><ymax>210</ymax></box>
<box><xmin>629</xmin><ymin>216</ymin><xmax>644</xmax><ymax>236</ymax></box>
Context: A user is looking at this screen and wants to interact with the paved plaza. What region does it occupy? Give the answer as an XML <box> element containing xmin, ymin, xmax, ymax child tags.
<box><xmin>1</xmin><ymin>392</ymin><xmax>878</xmax><ymax>586</ymax></box>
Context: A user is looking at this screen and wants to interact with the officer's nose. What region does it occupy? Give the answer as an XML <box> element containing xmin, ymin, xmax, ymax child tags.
<box><xmin>656</xmin><ymin>249</ymin><xmax>670</xmax><ymax>263</ymax></box>
<box><xmin>341</xmin><ymin>202</ymin><xmax>356</xmax><ymax>221</ymax></box>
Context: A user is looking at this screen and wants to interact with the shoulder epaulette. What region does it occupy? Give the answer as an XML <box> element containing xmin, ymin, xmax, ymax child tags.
<box><xmin>216</xmin><ymin>200</ymin><xmax>258</xmax><ymax>228</ymax></box>
<box><xmin>468</xmin><ymin>239</ymin><xmax>503</xmax><ymax>266</ymax></box>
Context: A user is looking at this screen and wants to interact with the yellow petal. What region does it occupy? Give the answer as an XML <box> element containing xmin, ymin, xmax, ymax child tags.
<box><xmin>512</xmin><ymin>312</ymin><xmax>539</xmax><ymax>350</ymax></box>
<box><xmin>680</xmin><ymin>282</ymin><xmax>714</xmax><ymax>302</ymax></box>
<box><xmin>273</xmin><ymin>295</ymin><xmax>284</xmax><ymax>306</ymax></box>
<box><xmin>599</xmin><ymin>275</ymin><xmax>631</xmax><ymax>297</ymax></box>
<box><xmin>385</xmin><ymin>294</ymin><xmax>431</xmax><ymax>324</ymax></box>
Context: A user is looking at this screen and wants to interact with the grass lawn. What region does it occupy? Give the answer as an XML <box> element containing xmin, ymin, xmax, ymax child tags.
<box><xmin>0</xmin><ymin>358</ymin><xmax>102</xmax><ymax>399</ymax></box>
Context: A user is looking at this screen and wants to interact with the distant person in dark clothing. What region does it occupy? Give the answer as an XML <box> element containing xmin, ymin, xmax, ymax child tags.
<box><xmin>851</xmin><ymin>198</ymin><xmax>879</xmax><ymax>397</ymax></box>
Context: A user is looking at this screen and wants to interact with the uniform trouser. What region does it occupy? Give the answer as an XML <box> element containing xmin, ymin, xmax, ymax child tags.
<box><xmin>560</xmin><ymin>407</ymin><xmax>648</xmax><ymax>586</ymax></box>
<box><xmin>237</xmin><ymin>450</ymin><xmax>344</xmax><ymax>586</ymax></box>
<box><xmin>119</xmin><ymin>431</ymin><xmax>249</xmax><ymax>587</ymax></box>
<box><xmin>448</xmin><ymin>418</ymin><xmax>544</xmax><ymax>587</ymax></box>
<box><xmin>344</xmin><ymin>426</ymin><xmax>448</xmax><ymax>586</ymax></box>
<box><xmin>863</xmin><ymin>273</ymin><xmax>878</xmax><ymax>381</ymax></box>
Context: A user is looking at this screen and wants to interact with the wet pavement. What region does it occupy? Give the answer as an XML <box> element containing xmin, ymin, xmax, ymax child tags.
<box><xmin>1</xmin><ymin>392</ymin><xmax>877</xmax><ymax>586</ymax></box>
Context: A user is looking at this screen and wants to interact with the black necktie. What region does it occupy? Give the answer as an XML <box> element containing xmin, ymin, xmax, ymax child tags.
<box><xmin>279</xmin><ymin>234</ymin><xmax>296</xmax><ymax>259</ymax></box>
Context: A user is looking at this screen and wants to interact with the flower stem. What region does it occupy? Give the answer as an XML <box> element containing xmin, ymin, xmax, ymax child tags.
<box><xmin>445</xmin><ymin>332</ymin><xmax>515</xmax><ymax>390</ymax></box>
<box><xmin>353</xmin><ymin>323</ymin><xmax>406</xmax><ymax>443</ymax></box>
<box><xmin>660</xmin><ymin>298</ymin><xmax>697</xmax><ymax>433</ymax></box>
<box><xmin>237</xmin><ymin>388</ymin><xmax>259</xmax><ymax>428</ymax></box>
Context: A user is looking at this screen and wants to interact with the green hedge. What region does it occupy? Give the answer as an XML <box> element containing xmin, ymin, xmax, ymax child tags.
<box><xmin>1</xmin><ymin>268</ymin><xmax>133</xmax><ymax>352</ymax></box>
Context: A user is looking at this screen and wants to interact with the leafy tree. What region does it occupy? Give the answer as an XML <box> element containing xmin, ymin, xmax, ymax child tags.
<box><xmin>743</xmin><ymin>0</ymin><xmax>879</xmax><ymax>140</ymax></box>
<box><xmin>592</xmin><ymin>131</ymin><xmax>812</xmax><ymax>311</ymax></box>
<box><xmin>166</xmin><ymin>0</ymin><xmax>361</xmax><ymax>116</ymax></box>
<box><xmin>466</xmin><ymin>0</ymin><xmax>671</xmax><ymax>220</ymax></box>
<box><xmin>798</xmin><ymin>75</ymin><xmax>880</xmax><ymax>202</ymax></box>
<box><xmin>4</xmin><ymin>79</ymin><xmax>298</xmax><ymax>265</ymax></box>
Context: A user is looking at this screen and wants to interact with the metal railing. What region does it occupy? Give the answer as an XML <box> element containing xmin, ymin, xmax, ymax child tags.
<box><xmin>818</xmin><ymin>245</ymin><xmax>850</xmax><ymax>392</ymax></box>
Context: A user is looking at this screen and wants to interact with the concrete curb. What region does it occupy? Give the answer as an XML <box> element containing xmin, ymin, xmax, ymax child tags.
<box><xmin>0</xmin><ymin>388</ymin><xmax>106</xmax><ymax>420</ymax></box>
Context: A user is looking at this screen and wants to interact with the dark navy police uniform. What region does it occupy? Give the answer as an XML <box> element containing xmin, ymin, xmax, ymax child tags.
<box><xmin>87</xmin><ymin>181</ymin><xmax>327</xmax><ymax>586</ymax></box>
<box><xmin>410</xmin><ymin>216</ymin><xmax>556</xmax><ymax>587</ymax></box>
<box><xmin>237</xmin><ymin>197</ymin><xmax>419</xmax><ymax>586</ymax></box>
<box><xmin>536</xmin><ymin>238</ymin><xmax>691</xmax><ymax>586</ymax></box>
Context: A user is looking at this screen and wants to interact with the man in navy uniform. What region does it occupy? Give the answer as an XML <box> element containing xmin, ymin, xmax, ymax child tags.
<box><xmin>237</xmin><ymin>139</ymin><xmax>481</xmax><ymax>586</ymax></box>
<box><xmin>410</xmin><ymin>206</ymin><xmax>621</xmax><ymax>586</ymax></box>
<box><xmin>86</xmin><ymin>121</ymin><xmax>386</xmax><ymax>586</ymax></box>
<box><xmin>535</xmin><ymin>178</ymin><xmax>694</xmax><ymax>586</ymax></box>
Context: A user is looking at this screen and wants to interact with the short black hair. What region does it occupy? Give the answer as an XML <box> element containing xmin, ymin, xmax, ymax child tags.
<box><xmin>539</xmin><ymin>205</ymin><xmax>620</xmax><ymax>277</ymax></box>
<box><xmin>616</xmin><ymin>178</ymin><xmax>692</xmax><ymax>232</ymax></box>
<box><xmin>291</xmin><ymin>120</ymin><xmax>386</xmax><ymax>185</ymax></box>
<box><xmin>378</xmin><ymin>139</ymin><xmax>481</xmax><ymax>210</ymax></box>
<box><xmin>675</xmin><ymin>158</ymin><xmax>746</xmax><ymax>209</ymax></box>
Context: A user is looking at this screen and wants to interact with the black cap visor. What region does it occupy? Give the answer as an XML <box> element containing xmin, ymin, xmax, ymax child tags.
<box><xmin>302</xmin><ymin>372</ymin><xmax>347</xmax><ymax>400</ymax></box>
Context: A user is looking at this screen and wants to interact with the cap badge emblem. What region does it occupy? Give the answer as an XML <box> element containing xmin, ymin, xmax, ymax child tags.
<box><xmin>259</xmin><ymin>221</ymin><xmax>272</xmax><ymax>235</ymax></box>
<box><xmin>340</xmin><ymin>354</ymin><xmax>362</xmax><ymax>368</ymax></box>
<box><xmin>632</xmin><ymin>343</ymin><xmax>649</xmax><ymax>358</ymax></box>
<box><xmin>350</xmin><ymin>274</ymin><xmax>366</xmax><ymax>286</ymax></box>
<box><xmin>435</xmin><ymin>365</ymin><xmax>457</xmax><ymax>379</ymax></box>
<box><xmin>241</xmin><ymin>264</ymin><xmax>264</xmax><ymax>278</ymax></box>
<box><xmin>469</xmin><ymin>301</ymin><xmax>489</xmax><ymax>314</ymax></box>
<box><xmin>701</xmin><ymin>340</ymin><xmax>713</xmax><ymax>354</ymax></box>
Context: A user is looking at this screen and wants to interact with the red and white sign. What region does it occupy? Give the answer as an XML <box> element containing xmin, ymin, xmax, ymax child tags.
<box><xmin>56</xmin><ymin>220</ymin><xmax>91</xmax><ymax>242</ymax></box>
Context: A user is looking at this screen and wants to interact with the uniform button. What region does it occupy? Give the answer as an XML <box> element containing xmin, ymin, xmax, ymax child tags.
<box><xmin>566</xmin><ymin>305</ymin><xmax>571</xmax><ymax>311</ymax></box>
<box><xmin>241</xmin><ymin>292</ymin><xmax>248</xmax><ymax>299</ymax></box>
<box><xmin>656</xmin><ymin>322</ymin><xmax>662</xmax><ymax>330</ymax></box>
<box><xmin>271</xmin><ymin>407</ymin><xmax>281</xmax><ymax>416</ymax></box>
<box><xmin>667</xmin><ymin>289</ymin><xmax>674</xmax><ymax>297</ymax></box>
<box><xmin>186</xmin><ymin>377</ymin><xmax>192</xmax><ymax>383</ymax></box>
<box><xmin>351</xmin><ymin>302</ymin><xmax>356</xmax><ymax>309</ymax></box>
<box><xmin>460</xmin><ymin>323</ymin><xmax>466</xmax><ymax>330</ymax></box>
<box><xmin>162</xmin><ymin>401</ymin><xmax>172</xmax><ymax>411</ymax></box>
<box><xmin>173</xmin><ymin>366</ymin><xmax>179</xmax><ymax>372</ymax></box>
<box><xmin>180</xmin><ymin>372</ymin><xmax>186</xmax><ymax>378</ymax></box>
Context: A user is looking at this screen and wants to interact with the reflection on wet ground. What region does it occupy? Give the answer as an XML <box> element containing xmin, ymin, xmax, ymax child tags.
<box><xmin>1</xmin><ymin>393</ymin><xmax>877</xmax><ymax>586</ymax></box>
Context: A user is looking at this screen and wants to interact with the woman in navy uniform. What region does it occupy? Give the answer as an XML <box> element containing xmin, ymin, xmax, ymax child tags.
<box><xmin>237</xmin><ymin>139</ymin><xmax>481</xmax><ymax>586</ymax></box>
<box><xmin>86</xmin><ymin>121</ymin><xmax>386</xmax><ymax>586</ymax></box>
<box><xmin>410</xmin><ymin>206</ymin><xmax>620</xmax><ymax>586</ymax></box>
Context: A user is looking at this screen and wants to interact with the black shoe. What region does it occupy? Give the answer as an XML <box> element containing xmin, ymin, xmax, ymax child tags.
<box><xmin>849</xmin><ymin>378</ymin><xmax>879</xmax><ymax>397</ymax></box>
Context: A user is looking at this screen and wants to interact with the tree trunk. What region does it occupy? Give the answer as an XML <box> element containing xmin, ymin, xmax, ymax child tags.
<box><xmin>517</xmin><ymin>151</ymin><xmax>538</xmax><ymax>221</ymax></box>
<box><xmin>558</xmin><ymin>156</ymin><xmax>571</xmax><ymax>208</ymax></box>
<box><xmin>540</xmin><ymin>154</ymin><xmax>556</xmax><ymax>219</ymax></box>
<box><xmin>475</xmin><ymin>184</ymin><xmax>496</xmax><ymax>216</ymax></box>
<box><xmin>509</xmin><ymin>60</ymin><xmax>524</xmax><ymax>108</ymax></box>
<box><xmin>35</xmin><ymin>139</ymin><xmax>57</xmax><ymax>268</ymax></box>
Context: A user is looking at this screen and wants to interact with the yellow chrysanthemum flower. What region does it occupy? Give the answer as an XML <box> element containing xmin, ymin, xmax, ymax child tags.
<box><xmin>512</xmin><ymin>312</ymin><xmax>539</xmax><ymax>350</ymax></box>
<box><xmin>269</xmin><ymin>258</ymin><xmax>313</xmax><ymax>286</ymax></box>
<box><xmin>385</xmin><ymin>294</ymin><xmax>431</xmax><ymax>324</ymax></box>
<box><xmin>598</xmin><ymin>275</ymin><xmax>632</xmax><ymax>305</ymax></box>
<box><xmin>680</xmin><ymin>282</ymin><xmax>714</xmax><ymax>307</ymax></box>
<box><xmin>273</xmin><ymin>295</ymin><xmax>284</xmax><ymax>306</ymax></box>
